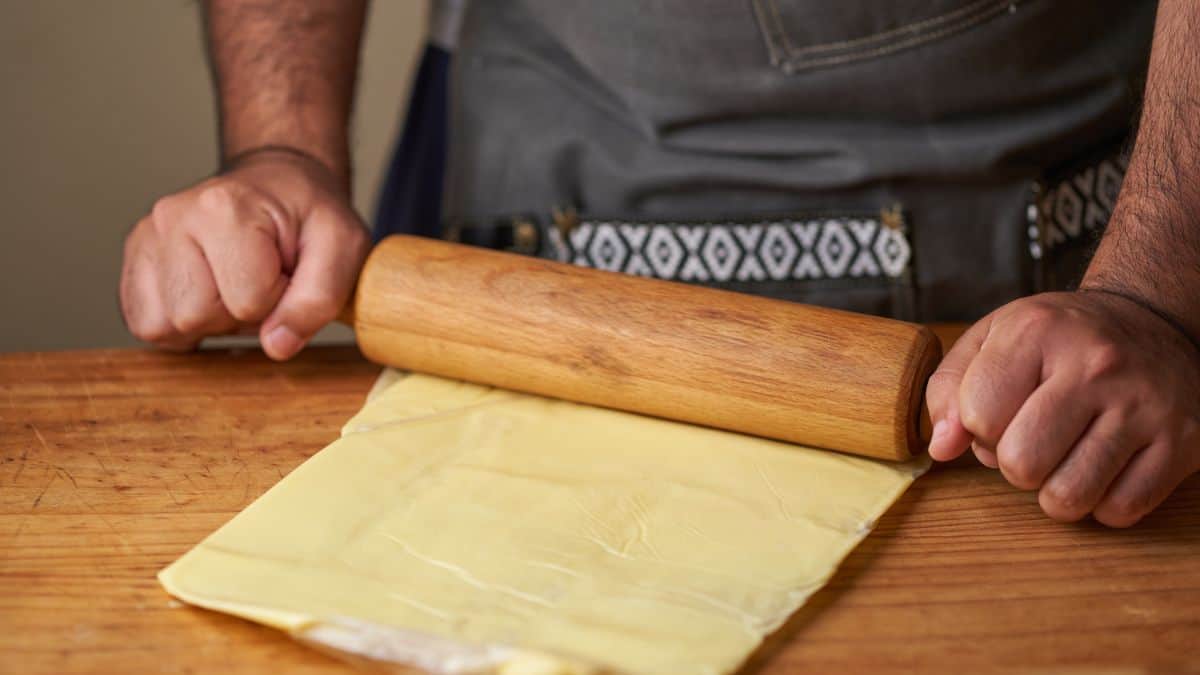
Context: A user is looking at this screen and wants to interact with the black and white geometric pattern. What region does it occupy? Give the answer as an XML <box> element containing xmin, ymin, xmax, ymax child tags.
<box><xmin>546</xmin><ymin>216</ymin><xmax>912</xmax><ymax>283</ymax></box>
<box><xmin>1028</xmin><ymin>154</ymin><xmax>1127</xmax><ymax>261</ymax></box>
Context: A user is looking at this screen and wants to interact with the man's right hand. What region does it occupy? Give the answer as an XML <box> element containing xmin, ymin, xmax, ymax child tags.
<box><xmin>119</xmin><ymin>149</ymin><xmax>370</xmax><ymax>360</ymax></box>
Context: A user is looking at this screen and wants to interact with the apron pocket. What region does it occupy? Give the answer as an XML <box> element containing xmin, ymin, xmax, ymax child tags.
<box><xmin>751</xmin><ymin>0</ymin><xmax>1019</xmax><ymax>74</ymax></box>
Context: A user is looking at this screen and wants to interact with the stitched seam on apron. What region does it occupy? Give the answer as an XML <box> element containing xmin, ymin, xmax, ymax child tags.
<box><xmin>757</xmin><ymin>0</ymin><xmax>1018</xmax><ymax>73</ymax></box>
<box><xmin>782</xmin><ymin>0</ymin><xmax>1005</xmax><ymax>55</ymax></box>
<box><xmin>750</xmin><ymin>0</ymin><xmax>790</xmax><ymax>66</ymax></box>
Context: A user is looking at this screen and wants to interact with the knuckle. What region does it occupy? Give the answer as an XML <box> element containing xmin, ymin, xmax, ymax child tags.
<box><xmin>1038</xmin><ymin>481</ymin><xmax>1091</xmax><ymax>522</ymax></box>
<box><xmin>1094</xmin><ymin>496</ymin><xmax>1145</xmax><ymax>528</ymax></box>
<box><xmin>129</xmin><ymin>316</ymin><xmax>172</xmax><ymax>343</ymax></box>
<box><xmin>998</xmin><ymin>448</ymin><xmax>1043</xmax><ymax>490</ymax></box>
<box><xmin>226</xmin><ymin>290</ymin><xmax>276</xmax><ymax>322</ymax></box>
<box><xmin>1007</xmin><ymin>301</ymin><xmax>1060</xmax><ymax>337</ymax></box>
<box><xmin>149</xmin><ymin>196</ymin><xmax>176</xmax><ymax>224</ymax></box>
<box><xmin>1113</xmin><ymin>388</ymin><xmax>1149</xmax><ymax>420</ymax></box>
<box><xmin>1090</xmin><ymin>429</ymin><xmax>1130</xmax><ymax>463</ymax></box>
<box><xmin>169</xmin><ymin>303</ymin><xmax>213</xmax><ymax>336</ymax></box>
<box><xmin>195</xmin><ymin>181</ymin><xmax>245</xmax><ymax>218</ymax></box>
<box><xmin>1083</xmin><ymin>342</ymin><xmax>1126</xmax><ymax>381</ymax></box>
<box><xmin>958</xmin><ymin>397</ymin><xmax>1003</xmax><ymax>447</ymax></box>
<box><xmin>170</xmin><ymin>315</ymin><xmax>204</xmax><ymax>337</ymax></box>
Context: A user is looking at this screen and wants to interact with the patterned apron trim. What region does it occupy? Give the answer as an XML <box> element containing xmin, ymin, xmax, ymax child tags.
<box><xmin>541</xmin><ymin>210</ymin><xmax>913</xmax><ymax>284</ymax></box>
<box><xmin>1028</xmin><ymin>152</ymin><xmax>1128</xmax><ymax>262</ymax></box>
<box><xmin>1025</xmin><ymin>147</ymin><xmax>1129</xmax><ymax>293</ymax></box>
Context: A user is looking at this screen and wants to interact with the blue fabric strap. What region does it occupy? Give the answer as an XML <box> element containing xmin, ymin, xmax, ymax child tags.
<box><xmin>372</xmin><ymin>45</ymin><xmax>451</xmax><ymax>242</ymax></box>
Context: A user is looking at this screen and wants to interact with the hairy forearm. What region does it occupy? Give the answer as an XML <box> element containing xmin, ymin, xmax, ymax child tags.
<box><xmin>203</xmin><ymin>0</ymin><xmax>367</xmax><ymax>190</ymax></box>
<box><xmin>1083</xmin><ymin>0</ymin><xmax>1200</xmax><ymax>344</ymax></box>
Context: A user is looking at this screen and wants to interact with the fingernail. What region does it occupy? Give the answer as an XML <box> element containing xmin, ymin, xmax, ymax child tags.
<box><xmin>264</xmin><ymin>325</ymin><xmax>302</xmax><ymax>360</ymax></box>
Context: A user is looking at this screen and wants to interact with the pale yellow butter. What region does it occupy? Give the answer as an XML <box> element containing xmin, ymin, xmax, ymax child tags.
<box><xmin>160</xmin><ymin>371</ymin><xmax>927</xmax><ymax>675</ymax></box>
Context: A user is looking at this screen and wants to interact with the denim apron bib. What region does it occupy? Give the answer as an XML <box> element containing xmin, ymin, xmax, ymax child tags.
<box><xmin>403</xmin><ymin>1</ymin><xmax>1156</xmax><ymax>321</ymax></box>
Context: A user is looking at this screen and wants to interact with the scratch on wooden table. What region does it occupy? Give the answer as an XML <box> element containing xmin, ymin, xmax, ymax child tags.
<box><xmin>271</xmin><ymin>372</ymin><xmax>301</xmax><ymax>394</ymax></box>
<box><xmin>24</xmin><ymin>357</ymin><xmax>70</xmax><ymax>425</ymax></box>
<box><xmin>1121</xmin><ymin>604</ymin><xmax>1159</xmax><ymax>620</ymax></box>
<box><xmin>6</xmin><ymin>514</ymin><xmax>30</xmax><ymax>552</ymax></box>
<box><xmin>81</xmin><ymin>375</ymin><xmax>118</xmax><ymax>462</ymax></box>
<box><xmin>93</xmin><ymin>452</ymin><xmax>114</xmax><ymax>477</ymax></box>
<box><xmin>12</xmin><ymin>446</ymin><xmax>29</xmax><ymax>483</ymax></box>
<box><xmin>56</xmin><ymin>466</ymin><xmax>79</xmax><ymax>490</ymax></box>
<box><xmin>228</xmin><ymin>441</ymin><xmax>251</xmax><ymax>489</ymax></box>
<box><xmin>29</xmin><ymin>423</ymin><xmax>51</xmax><ymax>455</ymax></box>
<box><xmin>82</xmin><ymin>377</ymin><xmax>98</xmax><ymax>417</ymax></box>
<box><xmin>30</xmin><ymin>473</ymin><xmax>55</xmax><ymax>509</ymax></box>
<box><xmin>163</xmin><ymin>481</ymin><xmax>184</xmax><ymax>507</ymax></box>
<box><xmin>68</xmin><ymin>487</ymin><xmax>135</xmax><ymax>554</ymax></box>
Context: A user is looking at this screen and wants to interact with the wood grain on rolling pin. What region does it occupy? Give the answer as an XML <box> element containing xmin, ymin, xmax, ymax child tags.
<box><xmin>349</xmin><ymin>235</ymin><xmax>941</xmax><ymax>461</ymax></box>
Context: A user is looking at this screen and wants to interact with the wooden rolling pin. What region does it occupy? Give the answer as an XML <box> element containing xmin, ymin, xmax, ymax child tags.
<box><xmin>345</xmin><ymin>235</ymin><xmax>941</xmax><ymax>461</ymax></box>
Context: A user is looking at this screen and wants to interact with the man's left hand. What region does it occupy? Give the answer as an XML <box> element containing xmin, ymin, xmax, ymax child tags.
<box><xmin>925</xmin><ymin>291</ymin><xmax>1200</xmax><ymax>527</ymax></box>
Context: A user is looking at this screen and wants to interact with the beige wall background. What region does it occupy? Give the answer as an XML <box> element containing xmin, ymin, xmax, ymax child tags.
<box><xmin>0</xmin><ymin>0</ymin><xmax>427</xmax><ymax>352</ymax></box>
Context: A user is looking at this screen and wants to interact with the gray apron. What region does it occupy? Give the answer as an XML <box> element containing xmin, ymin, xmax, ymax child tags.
<box><xmin>443</xmin><ymin>0</ymin><xmax>1157</xmax><ymax>322</ymax></box>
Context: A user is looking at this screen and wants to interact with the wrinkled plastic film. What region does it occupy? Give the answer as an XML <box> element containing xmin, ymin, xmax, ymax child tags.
<box><xmin>295</xmin><ymin>617</ymin><xmax>603</xmax><ymax>675</ymax></box>
<box><xmin>160</xmin><ymin>370</ymin><xmax>928</xmax><ymax>675</ymax></box>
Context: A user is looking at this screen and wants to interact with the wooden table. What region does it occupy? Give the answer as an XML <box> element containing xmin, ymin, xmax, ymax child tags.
<box><xmin>1</xmin><ymin>345</ymin><xmax>1197</xmax><ymax>674</ymax></box>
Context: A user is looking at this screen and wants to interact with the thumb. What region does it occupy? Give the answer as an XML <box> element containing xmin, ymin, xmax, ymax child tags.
<box><xmin>925</xmin><ymin>316</ymin><xmax>990</xmax><ymax>461</ymax></box>
<box><xmin>259</xmin><ymin>212</ymin><xmax>369</xmax><ymax>360</ymax></box>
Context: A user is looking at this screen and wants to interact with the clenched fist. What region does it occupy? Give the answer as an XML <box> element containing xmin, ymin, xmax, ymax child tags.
<box><xmin>120</xmin><ymin>149</ymin><xmax>370</xmax><ymax>360</ymax></box>
<box><xmin>926</xmin><ymin>291</ymin><xmax>1200</xmax><ymax>527</ymax></box>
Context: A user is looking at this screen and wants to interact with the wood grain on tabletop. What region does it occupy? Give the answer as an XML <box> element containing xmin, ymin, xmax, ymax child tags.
<box><xmin>1</xmin><ymin>339</ymin><xmax>1198</xmax><ymax>674</ymax></box>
